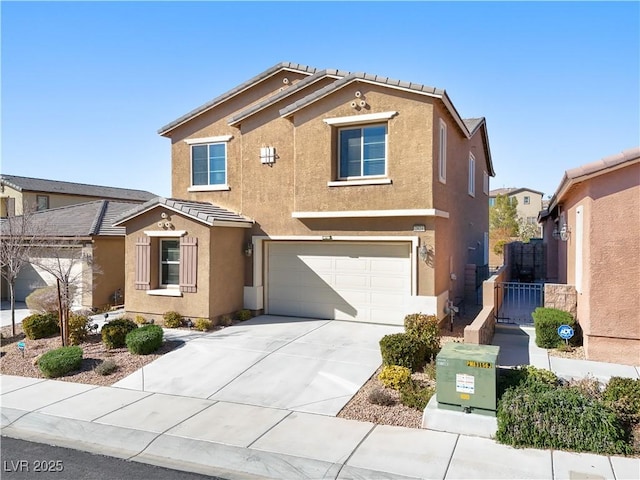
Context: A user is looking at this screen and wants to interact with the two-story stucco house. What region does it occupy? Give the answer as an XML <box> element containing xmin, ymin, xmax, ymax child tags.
<box><xmin>115</xmin><ymin>62</ymin><xmax>494</xmax><ymax>326</ymax></box>
<box><xmin>489</xmin><ymin>187</ymin><xmax>544</xmax><ymax>227</ymax></box>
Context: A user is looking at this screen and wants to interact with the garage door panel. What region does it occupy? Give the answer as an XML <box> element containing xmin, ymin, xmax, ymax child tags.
<box><xmin>268</xmin><ymin>242</ymin><xmax>410</xmax><ymax>324</ymax></box>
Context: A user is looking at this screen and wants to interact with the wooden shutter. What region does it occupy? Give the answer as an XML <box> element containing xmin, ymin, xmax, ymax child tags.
<box><xmin>179</xmin><ymin>237</ymin><xmax>198</xmax><ymax>293</ymax></box>
<box><xmin>134</xmin><ymin>236</ymin><xmax>151</xmax><ymax>290</ymax></box>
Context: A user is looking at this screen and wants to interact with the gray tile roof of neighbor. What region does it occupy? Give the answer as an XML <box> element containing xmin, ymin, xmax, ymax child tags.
<box><xmin>0</xmin><ymin>201</ymin><xmax>139</xmax><ymax>238</ymax></box>
<box><xmin>113</xmin><ymin>197</ymin><xmax>253</xmax><ymax>227</ymax></box>
<box><xmin>490</xmin><ymin>187</ymin><xmax>544</xmax><ymax>197</ymax></box>
<box><xmin>0</xmin><ymin>174</ymin><xmax>157</xmax><ymax>202</ymax></box>
<box><xmin>158</xmin><ymin>62</ymin><xmax>320</xmax><ymax>135</ymax></box>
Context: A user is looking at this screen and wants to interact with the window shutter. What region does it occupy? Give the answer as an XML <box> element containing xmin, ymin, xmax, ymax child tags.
<box><xmin>180</xmin><ymin>237</ymin><xmax>198</xmax><ymax>293</ymax></box>
<box><xmin>135</xmin><ymin>236</ymin><xmax>151</xmax><ymax>290</ymax></box>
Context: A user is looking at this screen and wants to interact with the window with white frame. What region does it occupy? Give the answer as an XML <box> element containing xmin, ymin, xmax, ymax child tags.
<box><xmin>523</xmin><ymin>196</ymin><xmax>530</xmax><ymax>205</ymax></box>
<box><xmin>160</xmin><ymin>239</ymin><xmax>180</xmax><ymax>287</ymax></box>
<box><xmin>338</xmin><ymin>125</ymin><xmax>387</xmax><ymax>178</ymax></box>
<box><xmin>191</xmin><ymin>143</ymin><xmax>226</xmax><ymax>186</ymax></box>
<box><xmin>438</xmin><ymin>120</ymin><xmax>447</xmax><ymax>183</ymax></box>
<box><xmin>483</xmin><ymin>172</ymin><xmax>489</xmax><ymax>195</ymax></box>
<box><xmin>468</xmin><ymin>152</ymin><xmax>476</xmax><ymax>196</ymax></box>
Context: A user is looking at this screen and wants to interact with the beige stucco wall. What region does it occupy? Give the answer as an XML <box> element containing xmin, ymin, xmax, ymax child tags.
<box><xmin>554</xmin><ymin>162</ymin><xmax>640</xmax><ymax>364</ymax></box>
<box><xmin>91</xmin><ymin>237</ymin><xmax>125</xmax><ymax>308</ymax></box>
<box><xmin>511</xmin><ymin>190</ymin><xmax>543</xmax><ymax>223</ymax></box>
<box><xmin>209</xmin><ymin>226</ymin><xmax>246</xmax><ymax>318</ymax></box>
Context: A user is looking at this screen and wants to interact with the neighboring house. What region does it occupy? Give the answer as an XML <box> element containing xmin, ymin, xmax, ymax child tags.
<box><xmin>0</xmin><ymin>174</ymin><xmax>157</xmax><ymax>217</ymax></box>
<box><xmin>489</xmin><ymin>187</ymin><xmax>544</xmax><ymax>228</ymax></box>
<box><xmin>1</xmin><ymin>200</ymin><xmax>138</xmax><ymax>308</ymax></box>
<box><xmin>115</xmin><ymin>62</ymin><xmax>495</xmax><ymax>326</ymax></box>
<box><xmin>539</xmin><ymin>147</ymin><xmax>640</xmax><ymax>364</ymax></box>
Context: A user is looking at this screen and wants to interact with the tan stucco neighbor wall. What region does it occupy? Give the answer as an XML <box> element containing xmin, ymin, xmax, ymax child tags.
<box><xmin>209</xmin><ymin>226</ymin><xmax>246</xmax><ymax>318</ymax></box>
<box><xmin>91</xmin><ymin>237</ymin><xmax>125</xmax><ymax>308</ymax></box>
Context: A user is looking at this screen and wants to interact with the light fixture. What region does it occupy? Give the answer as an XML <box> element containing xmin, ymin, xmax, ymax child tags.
<box><xmin>559</xmin><ymin>224</ymin><xmax>571</xmax><ymax>242</ymax></box>
<box><xmin>244</xmin><ymin>242</ymin><xmax>253</xmax><ymax>257</ymax></box>
<box><xmin>418</xmin><ymin>244</ymin><xmax>428</xmax><ymax>262</ymax></box>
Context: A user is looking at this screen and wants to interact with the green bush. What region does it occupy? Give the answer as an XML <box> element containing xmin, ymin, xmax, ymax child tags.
<box><xmin>68</xmin><ymin>313</ymin><xmax>90</xmax><ymax>345</ymax></box>
<box><xmin>194</xmin><ymin>318</ymin><xmax>212</xmax><ymax>331</ymax></box>
<box><xmin>217</xmin><ymin>314</ymin><xmax>233</xmax><ymax>327</ymax></box>
<box><xmin>497</xmin><ymin>365</ymin><xmax>559</xmax><ymax>397</ymax></box>
<box><xmin>378</xmin><ymin>365</ymin><xmax>412</xmax><ymax>390</ymax></box>
<box><xmin>379</xmin><ymin>333</ymin><xmax>427</xmax><ymax>372</ymax></box>
<box><xmin>603</xmin><ymin>377</ymin><xmax>640</xmax><ymax>427</ymax></box>
<box><xmin>400</xmin><ymin>382</ymin><xmax>435</xmax><ymax>410</ymax></box>
<box><xmin>532</xmin><ymin>307</ymin><xmax>581</xmax><ymax>348</ymax></box>
<box><xmin>134</xmin><ymin>315</ymin><xmax>148</xmax><ymax>325</ymax></box>
<box><xmin>235</xmin><ymin>309</ymin><xmax>252</xmax><ymax>322</ymax></box>
<box><xmin>496</xmin><ymin>382</ymin><xmax>632</xmax><ymax>455</ymax></box>
<box><xmin>95</xmin><ymin>359</ymin><xmax>118</xmax><ymax>376</ymax></box>
<box><xmin>25</xmin><ymin>286</ymin><xmax>60</xmax><ymax>313</ymax></box>
<box><xmin>162</xmin><ymin>311</ymin><xmax>183</xmax><ymax>328</ymax></box>
<box><xmin>404</xmin><ymin>313</ymin><xmax>441</xmax><ymax>360</ymax></box>
<box><xmin>126</xmin><ymin>325</ymin><xmax>164</xmax><ymax>355</ymax></box>
<box><xmin>38</xmin><ymin>346</ymin><xmax>83</xmax><ymax>378</ymax></box>
<box><xmin>22</xmin><ymin>313</ymin><xmax>60</xmax><ymax>340</ymax></box>
<box><xmin>101</xmin><ymin>318</ymin><xmax>138</xmax><ymax>349</ymax></box>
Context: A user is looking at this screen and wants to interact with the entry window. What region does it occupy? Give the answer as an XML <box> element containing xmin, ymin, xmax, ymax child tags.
<box><xmin>160</xmin><ymin>239</ymin><xmax>180</xmax><ymax>286</ymax></box>
<box><xmin>192</xmin><ymin>143</ymin><xmax>226</xmax><ymax>186</ymax></box>
<box><xmin>36</xmin><ymin>195</ymin><xmax>49</xmax><ymax>211</ymax></box>
<box><xmin>339</xmin><ymin>125</ymin><xmax>386</xmax><ymax>178</ymax></box>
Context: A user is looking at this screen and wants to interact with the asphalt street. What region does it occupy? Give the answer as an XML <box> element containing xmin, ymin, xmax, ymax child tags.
<box><xmin>1</xmin><ymin>437</ymin><xmax>227</xmax><ymax>480</ymax></box>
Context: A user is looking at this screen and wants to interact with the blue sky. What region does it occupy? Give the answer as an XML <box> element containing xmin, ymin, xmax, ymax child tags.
<box><xmin>2</xmin><ymin>1</ymin><xmax>638</xmax><ymax>199</ymax></box>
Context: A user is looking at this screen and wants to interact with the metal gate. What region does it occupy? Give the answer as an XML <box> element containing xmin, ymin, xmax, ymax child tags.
<box><xmin>495</xmin><ymin>282</ymin><xmax>544</xmax><ymax>324</ymax></box>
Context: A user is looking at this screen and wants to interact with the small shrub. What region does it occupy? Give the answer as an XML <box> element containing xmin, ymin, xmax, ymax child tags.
<box><xmin>126</xmin><ymin>325</ymin><xmax>164</xmax><ymax>355</ymax></box>
<box><xmin>603</xmin><ymin>377</ymin><xmax>640</xmax><ymax>426</ymax></box>
<box><xmin>422</xmin><ymin>361</ymin><xmax>437</xmax><ymax>380</ymax></box>
<box><xmin>162</xmin><ymin>311</ymin><xmax>183</xmax><ymax>328</ymax></box>
<box><xmin>194</xmin><ymin>318</ymin><xmax>212</xmax><ymax>331</ymax></box>
<box><xmin>235</xmin><ymin>309</ymin><xmax>252</xmax><ymax>322</ymax></box>
<box><xmin>217</xmin><ymin>314</ymin><xmax>233</xmax><ymax>327</ymax></box>
<box><xmin>378</xmin><ymin>365</ymin><xmax>412</xmax><ymax>390</ymax></box>
<box><xmin>68</xmin><ymin>313</ymin><xmax>90</xmax><ymax>345</ymax></box>
<box><xmin>532</xmin><ymin>307</ymin><xmax>581</xmax><ymax>348</ymax></box>
<box><xmin>497</xmin><ymin>365</ymin><xmax>559</xmax><ymax>397</ymax></box>
<box><xmin>400</xmin><ymin>382</ymin><xmax>435</xmax><ymax>410</ymax></box>
<box><xmin>101</xmin><ymin>318</ymin><xmax>138</xmax><ymax>349</ymax></box>
<box><xmin>496</xmin><ymin>382</ymin><xmax>631</xmax><ymax>455</ymax></box>
<box><xmin>379</xmin><ymin>333</ymin><xmax>427</xmax><ymax>372</ymax></box>
<box><xmin>22</xmin><ymin>313</ymin><xmax>60</xmax><ymax>340</ymax></box>
<box><xmin>38</xmin><ymin>346</ymin><xmax>83</xmax><ymax>378</ymax></box>
<box><xmin>368</xmin><ymin>387</ymin><xmax>396</xmax><ymax>406</ymax></box>
<box><xmin>404</xmin><ymin>313</ymin><xmax>441</xmax><ymax>360</ymax></box>
<box><xmin>25</xmin><ymin>286</ymin><xmax>60</xmax><ymax>313</ymax></box>
<box><xmin>95</xmin><ymin>359</ymin><xmax>118</xmax><ymax>376</ymax></box>
<box><xmin>134</xmin><ymin>315</ymin><xmax>148</xmax><ymax>325</ymax></box>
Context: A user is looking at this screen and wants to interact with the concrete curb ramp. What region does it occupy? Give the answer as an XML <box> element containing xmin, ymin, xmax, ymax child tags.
<box><xmin>2</xmin><ymin>375</ymin><xmax>639</xmax><ymax>480</ymax></box>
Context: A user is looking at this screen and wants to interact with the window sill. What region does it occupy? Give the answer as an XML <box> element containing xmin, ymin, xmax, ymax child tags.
<box><xmin>327</xmin><ymin>178</ymin><xmax>392</xmax><ymax>187</ymax></box>
<box><xmin>146</xmin><ymin>289</ymin><xmax>183</xmax><ymax>297</ymax></box>
<box><xmin>188</xmin><ymin>184</ymin><xmax>230</xmax><ymax>192</ymax></box>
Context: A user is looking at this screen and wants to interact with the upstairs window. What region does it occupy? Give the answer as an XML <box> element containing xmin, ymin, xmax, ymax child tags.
<box><xmin>438</xmin><ymin>120</ymin><xmax>447</xmax><ymax>184</ymax></box>
<box><xmin>468</xmin><ymin>152</ymin><xmax>476</xmax><ymax>197</ymax></box>
<box><xmin>523</xmin><ymin>196</ymin><xmax>530</xmax><ymax>205</ymax></box>
<box><xmin>192</xmin><ymin>143</ymin><xmax>226</xmax><ymax>186</ymax></box>
<box><xmin>339</xmin><ymin>125</ymin><xmax>387</xmax><ymax>178</ymax></box>
<box><xmin>36</xmin><ymin>195</ymin><xmax>49</xmax><ymax>211</ymax></box>
<box><xmin>483</xmin><ymin>172</ymin><xmax>489</xmax><ymax>195</ymax></box>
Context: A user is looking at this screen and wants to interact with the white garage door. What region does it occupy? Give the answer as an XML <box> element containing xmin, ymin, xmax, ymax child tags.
<box><xmin>267</xmin><ymin>242</ymin><xmax>411</xmax><ymax>324</ymax></box>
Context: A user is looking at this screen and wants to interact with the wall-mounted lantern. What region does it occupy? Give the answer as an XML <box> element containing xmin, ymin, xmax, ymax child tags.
<box><xmin>244</xmin><ymin>242</ymin><xmax>253</xmax><ymax>257</ymax></box>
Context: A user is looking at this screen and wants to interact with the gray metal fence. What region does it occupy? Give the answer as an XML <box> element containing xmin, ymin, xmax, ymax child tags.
<box><xmin>495</xmin><ymin>282</ymin><xmax>544</xmax><ymax>324</ymax></box>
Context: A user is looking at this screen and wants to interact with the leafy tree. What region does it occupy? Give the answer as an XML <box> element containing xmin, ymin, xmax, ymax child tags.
<box><xmin>517</xmin><ymin>218</ymin><xmax>542</xmax><ymax>242</ymax></box>
<box><xmin>490</xmin><ymin>194</ymin><xmax>519</xmax><ymax>236</ymax></box>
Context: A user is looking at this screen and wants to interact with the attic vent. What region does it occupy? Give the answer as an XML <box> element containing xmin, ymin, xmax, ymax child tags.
<box><xmin>282</xmin><ymin>77</ymin><xmax>289</xmax><ymax>85</ymax></box>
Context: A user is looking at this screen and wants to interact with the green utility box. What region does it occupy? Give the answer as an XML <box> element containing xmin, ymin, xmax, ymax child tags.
<box><xmin>435</xmin><ymin>343</ymin><xmax>500</xmax><ymax>416</ymax></box>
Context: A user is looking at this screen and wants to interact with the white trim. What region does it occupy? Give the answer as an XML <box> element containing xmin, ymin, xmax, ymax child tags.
<box><xmin>292</xmin><ymin>209</ymin><xmax>449</xmax><ymax>219</ymax></box>
<box><xmin>323</xmin><ymin>111</ymin><xmax>398</xmax><ymax>126</ymax></box>
<box><xmin>188</xmin><ymin>184</ymin><xmax>230</xmax><ymax>192</ymax></box>
<box><xmin>327</xmin><ymin>178</ymin><xmax>392</xmax><ymax>187</ymax></box>
<box><xmin>211</xmin><ymin>220</ymin><xmax>253</xmax><ymax>228</ymax></box>
<box><xmin>575</xmin><ymin>206</ymin><xmax>583</xmax><ymax>294</ymax></box>
<box><xmin>146</xmin><ymin>289</ymin><xmax>183</xmax><ymax>297</ymax></box>
<box><xmin>184</xmin><ymin>135</ymin><xmax>233</xmax><ymax>145</ymax></box>
<box><xmin>144</xmin><ymin>230</ymin><xmax>187</xmax><ymax>237</ymax></box>
<box><xmin>190</xmin><ymin>140</ymin><xmax>229</xmax><ymax>190</ymax></box>
<box><xmin>468</xmin><ymin>152</ymin><xmax>476</xmax><ymax>197</ymax></box>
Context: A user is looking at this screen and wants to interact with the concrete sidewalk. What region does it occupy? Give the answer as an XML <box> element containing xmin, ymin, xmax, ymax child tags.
<box><xmin>2</xmin><ymin>323</ymin><xmax>639</xmax><ymax>479</ymax></box>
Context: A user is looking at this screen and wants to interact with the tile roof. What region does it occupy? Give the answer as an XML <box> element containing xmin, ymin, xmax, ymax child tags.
<box><xmin>113</xmin><ymin>197</ymin><xmax>253</xmax><ymax>227</ymax></box>
<box><xmin>158</xmin><ymin>62</ymin><xmax>319</xmax><ymax>135</ymax></box>
<box><xmin>0</xmin><ymin>201</ymin><xmax>138</xmax><ymax>237</ymax></box>
<box><xmin>463</xmin><ymin>118</ymin><xmax>485</xmax><ymax>135</ymax></box>
<box><xmin>0</xmin><ymin>174</ymin><xmax>157</xmax><ymax>202</ymax></box>
<box><xmin>489</xmin><ymin>187</ymin><xmax>544</xmax><ymax>197</ymax></box>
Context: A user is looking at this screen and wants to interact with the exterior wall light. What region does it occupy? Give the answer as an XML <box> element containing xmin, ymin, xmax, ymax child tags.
<box><xmin>418</xmin><ymin>244</ymin><xmax>428</xmax><ymax>262</ymax></box>
<box><xmin>244</xmin><ymin>242</ymin><xmax>253</xmax><ymax>257</ymax></box>
<box><xmin>553</xmin><ymin>223</ymin><xmax>570</xmax><ymax>241</ymax></box>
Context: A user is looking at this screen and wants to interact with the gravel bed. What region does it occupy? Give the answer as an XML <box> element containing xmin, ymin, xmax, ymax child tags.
<box><xmin>0</xmin><ymin>324</ymin><xmax>181</xmax><ymax>386</ymax></box>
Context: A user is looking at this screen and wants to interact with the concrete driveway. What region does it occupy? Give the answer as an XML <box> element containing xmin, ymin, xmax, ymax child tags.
<box><xmin>1</xmin><ymin>301</ymin><xmax>31</xmax><ymax>328</ymax></box>
<box><xmin>113</xmin><ymin>315</ymin><xmax>402</xmax><ymax>416</ymax></box>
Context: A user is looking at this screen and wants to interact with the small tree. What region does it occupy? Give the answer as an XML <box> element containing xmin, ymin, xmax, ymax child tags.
<box><xmin>490</xmin><ymin>194</ymin><xmax>519</xmax><ymax>236</ymax></box>
<box><xmin>517</xmin><ymin>218</ymin><xmax>541</xmax><ymax>243</ymax></box>
<box><xmin>0</xmin><ymin>204</ymin><xmax>44</xmax><ymax>336</ymax></box>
